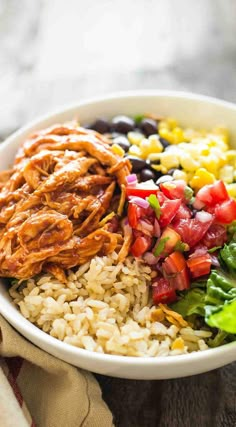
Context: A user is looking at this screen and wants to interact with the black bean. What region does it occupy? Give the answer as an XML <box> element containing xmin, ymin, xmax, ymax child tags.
<box><xmin>156</xmin><ymin>175</ymin><xmax>174</xmax><ymax>185</ymax></box>
<box><xmin>126</xmin><ymin>156</ymin><xmax>146</xmax><ymax>173</ymax></box>
<box><xmin>159</xmin><ymin>137</ymin><xmax>170</xmax><ymax>149</ymax></box>
<box><xmin>90</xmin><ymin>118</ymin><xmax>111</xmax><ymax>134</ymax></box>
<box><xmin>153</xmin><ymin>170</ymin><xmax>164</xmax><ymax>180</ymax></box>
<box><xmin>140</xmin><ymin>168</ymin><xmax>156</xmax><ymax>182</ymax></box>
<box><xmin>139</xmin><ymin>118</ymin><xmax>157</xmax><ymax>136</ymax></box>
<box><xmin>113</xmin><ymin>135</ymin><xmax>130</xmax><ymax>152</ymax></box>
<box><xmin>111</xmin><ymin>115</ymin><xmax>135</xmax><ymax>134</ymax></box>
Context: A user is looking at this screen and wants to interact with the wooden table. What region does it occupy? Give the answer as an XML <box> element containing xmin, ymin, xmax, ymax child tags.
<box><xmin>0</xmin><ymin>1</ymin><xmax>235</xmax><ymax>425</ymax></box>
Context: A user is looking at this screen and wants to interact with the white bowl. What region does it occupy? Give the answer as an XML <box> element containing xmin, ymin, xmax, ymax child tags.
<box><xmin>0</xmin><ymin>91</ymin><xmax>235</xmax><ymax>379</ymax></box>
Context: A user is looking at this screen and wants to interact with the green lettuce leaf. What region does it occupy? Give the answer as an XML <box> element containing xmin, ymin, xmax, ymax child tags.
<box><xmin>171</xmin><ymin>288</ymin><xmax>206</xmax><ymax>317</ymax></box>
<box><xmin>219</xmin><ymin>241</ymin><xmax>236</xmax><ymax>277</ymax></box>
<box><xmin>171</xmin><ymin>269</ymin><xmax>236</xmax><ymax>334</ymax></box>
<box><xmin>206</xmin><ymin>300</ymin><xmax>236</xmax><ymax>334</ymax></box>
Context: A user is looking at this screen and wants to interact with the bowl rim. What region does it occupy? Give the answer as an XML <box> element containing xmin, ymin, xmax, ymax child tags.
<box><xmin>0</xmin><ymin>89</ymin><xmax>236</xmax><ymax>367</ymax></box>
<box><xmin>1</xmin><ymin>89</ymin><xmax>236</xmax><ymax>153</ymax></box>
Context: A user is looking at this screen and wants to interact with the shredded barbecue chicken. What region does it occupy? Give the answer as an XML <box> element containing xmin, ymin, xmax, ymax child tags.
<box><xmin>0</xmin><ymin>122</ymin><xmax>132</xmax><ymax>281</ymax></box>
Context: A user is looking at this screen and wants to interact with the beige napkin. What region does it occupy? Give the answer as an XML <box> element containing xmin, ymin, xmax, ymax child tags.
<box><xmin>0</xmin><ymin>315</ymin><xmax>114</xmax><ymax>427</ymax></box>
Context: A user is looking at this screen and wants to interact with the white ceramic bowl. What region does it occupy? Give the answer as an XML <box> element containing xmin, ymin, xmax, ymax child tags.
<box><xmin>0</xmin><ymin>91</ymin><xmax>235</xmax><ymax>379</ymax></box>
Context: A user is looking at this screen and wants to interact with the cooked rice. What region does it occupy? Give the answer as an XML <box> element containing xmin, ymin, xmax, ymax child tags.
<box><xmin>9</xmin><ymin>252</ymin><xmax>211</xmax><ymax>357</ymax></box>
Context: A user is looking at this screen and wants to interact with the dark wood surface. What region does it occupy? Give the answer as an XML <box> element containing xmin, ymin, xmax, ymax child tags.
<box><xmin>0</xmin><ymin>1</ymin><xmax>235</xmax><ymax>425</ymax></box>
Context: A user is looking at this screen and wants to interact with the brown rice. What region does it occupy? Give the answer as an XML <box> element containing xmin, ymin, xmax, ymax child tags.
<box><xmin>9</xmin><ymin>252</ymin><xmax>212</xmax><ymax>357</ymax></box>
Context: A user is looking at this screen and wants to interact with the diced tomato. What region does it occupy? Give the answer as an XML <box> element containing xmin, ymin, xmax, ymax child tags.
<box><xmin>126</xmin><ymin>186</ymin><xmax>158</xmax><ymax>198</ymax></box>
<box><xmin>196</xmin><ymin>180</ymin><xmax>229</xmax><ymax>207</ymax></box>
<box><xmin>202</xmin><ymin>224</ymin><xmax>227</xmax><ymax>248</ymax></box>
<box><xmin>156</xmin><ymin>191</ymin><xmax>168</xmax><ymax>205</ymax></box>
<box><xmin>187</xmin><ymin>253</ymin><xmax>212</xmax><ymax>278</ymax></box>
<box><xmin>159</xmin><ymin>199</ymin><xmax>182</xmax><ymax>228</ymax></box>
<box><xmin>130</xmin><ymin>235</ymin><xmax>152</xmax><ymax>257</ymax></box>
<box><xmin>128</xmin><ymin>203</ymin><xmax>140</xmax><ymax>228</ymax></box>
<box><xmin>160</xmin><ymin>227</ymin><xmax>181</xmax><ymax>254</ymax></box>
<box><xmin>172</xmin><ymin>214</ymin><xmax>213</xmax><ymax>248</ymax></box>
<box><xmin>210</xmin><ymin>180</ymin><xmax>229</xmax><ymax>204</ymax></box>
<box><xmin>214</xmin><ymin>199</ymin><xmax>236</xmax><ymax>224</ymax></box>
<box><xmin>162</xmin><ymin>251</ymin><xmax>190</xmax><ymax>290</ymax></box>
<box><xmin>173</xmin><ymin>203</ymin><xmax>192</xmax><ymax>222</ymax></box>
<box><xmin>163</xmin><ymin>251</ymin><xmax>186</xmax><ymax>274</ymax></box>
<box><xmin>152</xmin><ymin>277</ymin><xmax>177</xmax><ymax>304</ymax></box>
<box><xmin>160</xmin><ymin>180</ymin><xmax>186</xmax><ymax>200</ymax></box>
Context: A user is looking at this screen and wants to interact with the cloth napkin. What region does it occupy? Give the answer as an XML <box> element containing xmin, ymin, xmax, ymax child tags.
<box><xmin>0</xmin><ymin>315</ymin><xmax>114</xmax><ymax>427</ymax></box>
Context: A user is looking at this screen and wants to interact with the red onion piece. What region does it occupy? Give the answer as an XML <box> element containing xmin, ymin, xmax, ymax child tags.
<box><xmin>126</xmin><ymin>174</ymin><xmax>138</xmax><ymax>185</ymax></box>
<box><xmin>189</xmin><ymin>244</ymin><xmax>208</xmax><ymax>259</ymax></box>
<box><xmin>195</xmin><ymin>211</ymin><xmax>213</xmax><ymax>223</ymax></box>
<box><xmin>193</xmin><ymin>198</ymin><xmax>205</xmax><ymax>210</ymax></box>
<box><xmin>143</xmin><ymin>252</ymin><xmax>158</xmax><ymax>265</ymax></box>
<box><xmin>129</xmin><ymin>196</ymin><xmax>149</xmax><ymax>209</ymax></box>
<box><xmin>209</xmin><ymin>254</ymin><xmax>220</xmax><ymax>267</ymax></box>
<box><xmin>154</xmin><ymin>219</ymin><xmax>161</xmax><ymax>237</ymax></box>
<box><xmin>138</xmin><ymin>220</ymin><xmax>154</xmax><ymax>236</ymax></box>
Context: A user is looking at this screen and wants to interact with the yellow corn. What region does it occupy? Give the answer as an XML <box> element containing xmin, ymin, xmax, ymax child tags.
<box><xmin>171</xmin><ymin>337</ymin><xmax>185</xmax><ymax>351</ymax></box>
<box><xmin>190</xmin><ymin>168</ymin><xmax>215</xmax><ymax>190</ymax></box>
<box><xmin>211</xmin><ymin>126</ymin><xmax>229</xmax><ymax>144</ymax></box>
<box><xmin>128</xmin><ymin>144</ymin><xmax>142</xmax><ymax>157</ymax></box>
<box><xmin>219</xmin><ymin>165</ymin><xmax>234</xmax><ymax>184</ymax></box>
<box><xmin>148</xmin><ymin>135</ymin><xmax>163</xmax><ymax>152</ymax></box>
<box><xmin>226</xmin><ymin>150</ymin><xmax>236</xmax><ymax>164</ymax></box>
<box><xmin>160</xmin><ymin>152</ymin><xmax>180</xmax><ymax>170</ymax></box>
<box><xmin>180</xmin><ymin>153</ymin><xmax>200</xmax><ymax>172</ymax></box>
<box><xmin>139</xmin><ymin>136</ymin><xmax>163</xmax><ymax>158</ymax></box>
<box><xmin>158</xmin><ymin>120</ymin><xmax>169</xmax><ymax>130</ymax></box>
<box><xmin>172</xmin><ymin>169</ymin><xmax>188</xmax><ymax>182</ymax></box>
<box><xmin>151</xmin><ymin>164</ymin><xmax>167</xmax><ymax>174</ymax></box>
<box><xmin>172</xmin><ymin>127</ymin><xmax>184</xmax><ymax>143</ymax></box>
<box><xmin>201</xmin><ymin>154</ymin><xmax>220</xmax><ymax>175</ymax></box>
<box><xmin>167</xmin><ymin>117</ymin><xmax>178</xmax><ymax>129</ymax></box>
<box><xmin>127</xmin><ymin>131</ymin><xmax>144</xmax><ymax>146</ymax></box>
<box><xmin>226</xmin><ymin>183</ymin><xmax>236</xmax><ymax>199</ymax></box>
<box><xmin>159</xmin><ymin>127</ymin><xmax>174</xmax><ymax>142</ymax></box>
<box><xmin>111</xmin><ymin>144</ymin><xmax>125</xmax><ymax>157</ymax></box>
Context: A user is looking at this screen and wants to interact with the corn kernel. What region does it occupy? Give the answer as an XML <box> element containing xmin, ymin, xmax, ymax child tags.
<box><xmin>212</xmin><ymin>126</ymin><xmax>229</xmax><ymax>144</ymax></box>
<box><xmin>171</xmin><ymin>337</ymin><xmax>185</xmax><ymax>351</ymax></box>
<box><xmin>172</xmin><ymin>170</ymin><xmax>188</xmax><ymax>182</ymax></box>
<box><xmin>186</xmin><ymin>172</ymin><xmax>194</xmax><ymax>182</ymax></box>
<box><xmin>201</xmin><ymin>154</ymin><xmax>219</xmax><ymax>175</ymax></box>
<box><xmin>111</xmin><ymin>143</ymin><xmax>125</xmax><ymax>157</ymax></box>
<box><xmin>167</xmin><ymin>117</ymin><xmax>178</xmax><ymax>129</ymax></box>
<box><xmin>160</xmin><ymin>152</ymin><xmax>180</xmax><ymax>170</ymax></box>
<box><xmin>128</xmin><ymin>144</ymin><xmax>142</xmax><ymax>157</ymax></box>
<box><xmin>148</xmin><ymin>153</ymin><xmax>161</xmax><ymax>162</ymax></box>
<box><xmin>139</xmin><ymin>138</ymin><xmax>150</xmax><ymax>158</ymax></box>
<box><xmin>127</xmin><ymin>131</ymin><xmax>144</xmax><ymax>146</ymax></box>
<box><xmin>158</xmin><ymin>120</ymin><xmax>169</xmax><ymax>130</ymax></box>
<box><xmin>183</xmin><ymin>128</ymin><xmax>200</xmax><ymax>142</ymax></box>
<box><xmin>226</xmin><ymin>150</ymin><xmax>236</xmax><ymax>163</ymax></box>
<box><xmin>180</xmin><ymin>153</ymin><xmax>199</xmax><ymax>172</ymax></box>
<box><xmin>172</xmin><ymin>127</ymin><xmax>184</xmax><ymax>143</ymax></box>
<box><xmin>190</xmin><ymin>168</ymin><xmax>215</xmax><ymax>190</ymax></box>
<box><xmin>226</xmin><ymin>183</ymin><xmax>236</xmax><ymax>199</ymax></box>
<box><xmin>151</xmin><ymin>308</ymin><xmax>165</xmax><ymax>322</ymax></box>
<box><xmin>159</xmin><ymin>128</ymin><xmax>175</xmax><ymax>143</ymax></box>
<box><xmin>148</xmin><ymin>135</ymin><xmax>163</xmax><ymax>152</ymax></box>
<box><xmin>151</xmin><ymin>164</ymin><xmax>167</xmax><ymax>174</ymax></box>
<box><xmin>219</xmin><ymin>165</ymin><xmax>234</xmax><ymax>184</ymax></box>
<box><xmin>207</xmin><ymin>137</ymin><xmax>228</xmax><ymax>152</ymax></box>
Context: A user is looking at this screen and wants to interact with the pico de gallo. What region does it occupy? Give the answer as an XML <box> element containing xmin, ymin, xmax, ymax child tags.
<box><xmin>125</xmin><ymin>175</ymin><xmax>236</xmax><ymax>340</ymax></box>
